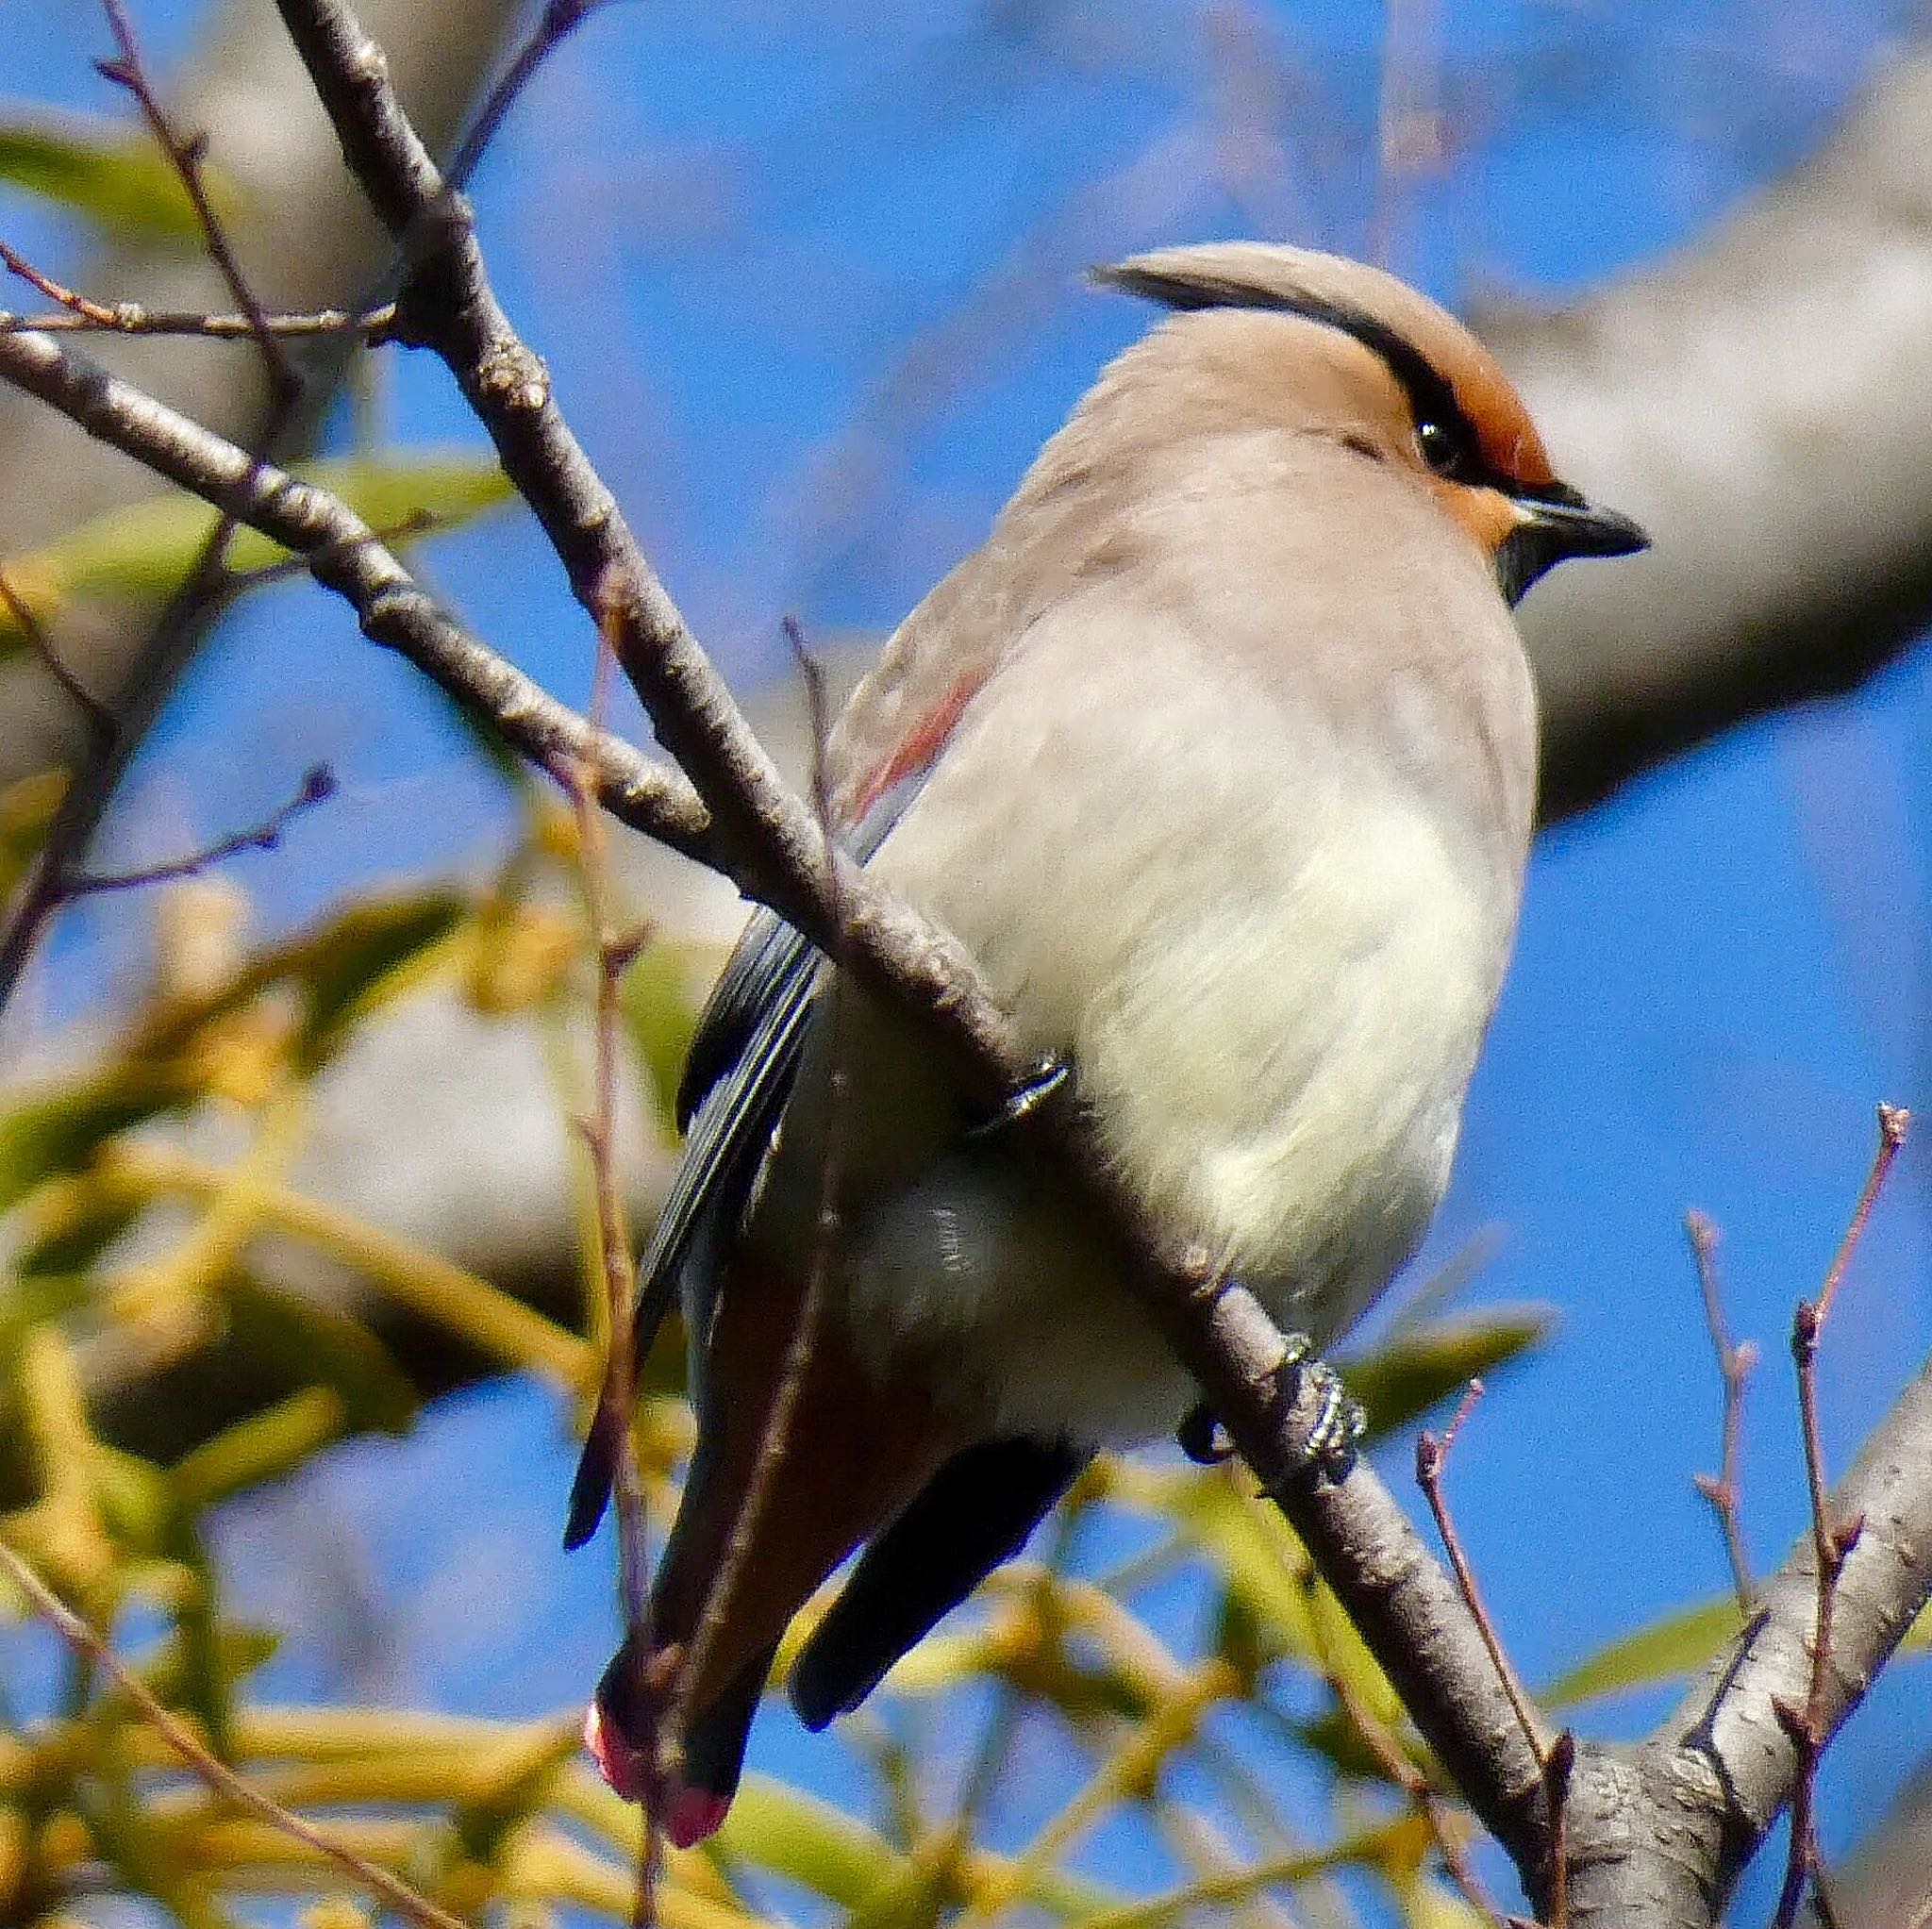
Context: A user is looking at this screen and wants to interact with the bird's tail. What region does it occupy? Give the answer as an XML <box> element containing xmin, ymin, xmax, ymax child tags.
<box><xmin>585</xmin><ymin>1256</ymin><xmax>956</xmax><ymax>1843</ymax></box>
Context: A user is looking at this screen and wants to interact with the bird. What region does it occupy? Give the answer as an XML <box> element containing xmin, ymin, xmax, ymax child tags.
<box><xmin>564</xmin><ymin>241</ymin><xmax>1648</xmax><ymax>1847</ymax></box>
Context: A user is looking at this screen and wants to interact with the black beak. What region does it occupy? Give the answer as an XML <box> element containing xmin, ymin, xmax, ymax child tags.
<box><xmin>1495</xmin><ymin>483</ymin><xmax>1649</xmax><ymax>606</ymax></box>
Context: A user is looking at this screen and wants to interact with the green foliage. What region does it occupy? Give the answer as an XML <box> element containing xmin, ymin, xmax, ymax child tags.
<box><xmin>0</xmin><ymin>111</ymin><xmax>234</xmax><ymax>238</ymax></box>
<box><xmin>0</xmin><ymin>454</ymin><xmax>515</xmax><ymax>656</ymax></box>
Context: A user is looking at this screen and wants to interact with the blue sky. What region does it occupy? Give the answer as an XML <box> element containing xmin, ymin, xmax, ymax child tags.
<box><xmin>5</xmin><ymin>1</ymin><xmax>1931</xmax><ymax>1920</ymax></box>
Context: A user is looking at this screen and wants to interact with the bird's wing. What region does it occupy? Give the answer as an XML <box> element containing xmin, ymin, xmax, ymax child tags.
<box><xmin>789</xmin><ymin>1435</ymin><xmax>1087</xmax><ymax>1730</ymax></box>
<box><xmin>562</xmin><ymin>784</ymin><xmax>920</xmax><ymax>1552</ymax></box>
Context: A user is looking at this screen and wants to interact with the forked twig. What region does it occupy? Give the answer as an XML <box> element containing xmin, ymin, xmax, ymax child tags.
<box><xmin>0</xmin><ymin>2</ymin><xmax>319</xmax><ymax>1021</ymax></box>
<box><xmin>1771</xmin><ymin>1103</ymin><xmax>1909</xmax><ymax>1929</ymax></box>
<box><xmin>1686</xmin><ymin>1208</ymin><xmax>1758</xmax><ymax>1612</ymax></box>
<box><xmin>96</xmin><ymin>0</ymin><xmax>300</xmax><ymax>407</ymax></box>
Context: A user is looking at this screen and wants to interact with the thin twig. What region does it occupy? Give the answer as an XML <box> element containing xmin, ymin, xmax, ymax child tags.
<box><xmin>0</xmin><ymin>1539</ymin><xmax>474</xmax><ymax>1929</ymax></box>
<box><xmin>0</xmin><ymin>5</ymin><xmax>314</xmax><ymax>1021</ymax></box>
<box><xmin>65</xmin><ymin>763</ymin><xmax>335</xmax><ymax>896</ymax></box>
<box><xmin>446</xmin><ymin>0</ymin><xmax>627</xmax><ymax>191</ymax></box>
<box><xmin>660</xmin><ymin>611</ymin><xmax>848</xmax><ymax>1784</ymax></box>
<box><xmin>1771</xmin><ymin>1104</ymin><xmax>1909</xmax><ymax>1929</ymax></box>
<box><xmin>0</xmin><ymin>241</ymin><xmax>387</xmax><ymax>341</ymax></box>
<box><xmin>0</xmin><ymin>300</ymin><xmax>391</xmax><ymax>340</ymax></box>
<box><xmin>0</xmin><ymin>562</ymin><xmax>113</xmax><ymax>742</ymax></box>
<box><xmin>1296</xmin><ymin>1563</ymin><xmax>1507</xmax><ymax>1928</ymax></box>
<box><xmin>1815</xmin><ymin>1104</ymin><xmax>1907</xmax><ymax>1326</ymax></box>
<box><xmin>564</xmin><ymin>600</ymin><xmax>659</xmax><ymax>1929</ymax></box>
<box><xmin>1686</xmin><ymin>1208</ymin><xmax>1758</xmax><ymax>1612</ymax></box>
<box><xmin>219</xmin><ymin>508</ymin><xmax>437</xmax><ymax>594</ymax></box>
<box><xmin>1415</xmin><ymin>1382</ymin><xmax>1548</xmax><ymax>1764</ymax></box>
<box><xmin>1541</xmin><ymin>1729</ymin><xmax>1575</xmax><ymax>1929</ymax></box>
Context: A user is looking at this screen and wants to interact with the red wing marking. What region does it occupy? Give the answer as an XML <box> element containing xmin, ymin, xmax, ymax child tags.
<box><xmin>850</xmin><ymin>667</ymin><xmax>988</xmax><ymax>823</ymax></box>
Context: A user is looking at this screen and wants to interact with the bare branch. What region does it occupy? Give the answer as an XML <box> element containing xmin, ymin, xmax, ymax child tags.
<box><xmin>1773</xmin><ymin>1106</ymin><xmax>1909</xmax><ymax>1928</ymax></box>
<box><xmin>0</xmin><ymin>563</ymin><xmax>113</xmax><ymax>742</ymax></box>
<box><xmin>1650</xmin><ymin>1120</ymin><xmax>1926</xmax><ymax>1904</ymax></box>
<box><xmin>1415</xmin><ymin>1381</ymin><xmax>1550</xmax><ymax>1766</ymax></box>
<box><xmin>64</xmin><ymin>761</ymin><xmax>335</xmax><ymax>897</ymax></box>
<box><xmin>1687</xmin><ymin>1208</ymin><xmax>1758</xmax><ymax>1613</ymax></box>
<box><xmin>96</xmin><ymin>0</ymin><xmax>301</xmax><ymax>408</ymax></box>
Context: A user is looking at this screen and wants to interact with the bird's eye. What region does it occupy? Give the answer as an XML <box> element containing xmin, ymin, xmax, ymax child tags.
<box><xmin>1414</xmin><ymin>417</ymin><xmax>1467</xmax><ymax>477</ymax></box>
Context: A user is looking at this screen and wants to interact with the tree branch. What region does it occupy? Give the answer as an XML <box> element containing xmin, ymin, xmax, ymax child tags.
<box><xmin>0</xmin><ymin>325</ymin><xmax>712</xmax><ymax>866</ymax></box>
<box><xmin>1494</xmin><ymin>36</ymin><xmax>1932</xmax><ymax>820</ymax></box>
<box><xmin>11</xmin><ymin>9</ymin><xmax>1932</xmax><ymax>1920</ymax></box>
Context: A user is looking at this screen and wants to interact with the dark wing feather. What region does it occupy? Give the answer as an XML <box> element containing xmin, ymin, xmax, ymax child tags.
<box><xmin>562</xmin><ymin>789</ymin><xmax>916</xmax><ymax>1553</ymax></box>
<box><xmin>789</xmin><ymin>1437</ymin><xmax>1086</xmax><ymax>1730</ymax></box>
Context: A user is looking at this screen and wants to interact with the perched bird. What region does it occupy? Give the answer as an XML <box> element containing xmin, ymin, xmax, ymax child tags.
<box><xmin>566</xmin><ymin>242</ymin><xmax>1647</xmax><ymax>1845</ymax></box>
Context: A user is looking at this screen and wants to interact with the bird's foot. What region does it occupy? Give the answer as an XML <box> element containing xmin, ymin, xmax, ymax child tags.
<box><xmin>1274</xmin><ymin>1333</ymin><xmax>1365</xmax><ymax>1478</ymax></box>
<box><xmin>1177</xmin><ymin>1336</ymin><xmax>1366</xmax><ymax>1482</ymax></box>
<box><xmin>966</xmin><ymin>1054</ymin><xmax>1074</xmax><ymax>1141</ymax></box>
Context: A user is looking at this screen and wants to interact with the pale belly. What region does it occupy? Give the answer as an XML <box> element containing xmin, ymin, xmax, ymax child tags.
<box><xmin>809</xmin><ymin>761</ymin><xmax>1510</xmax><ymax>1447</ymax></box>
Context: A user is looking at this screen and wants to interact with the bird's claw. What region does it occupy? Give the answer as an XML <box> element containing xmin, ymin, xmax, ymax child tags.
<box><xmin>966</xmin><ymin>1055</ymin><xmax>1074</xmax><ymax>1141</ymax></box>
<box><xmin>1181</xmin><ymin>1332</ymin><xmax>1364</xmax><ymax>1482</ymax></box>
<box><xmin>1295</xmin><ymin>1352</ymin><xmax>1367</xmax><ymax>1472</ymax></box>
<box><xmin>1177</xmin><ymin>1401</ymin><xmax>1232</xmax><ymax>1464</ymax></box>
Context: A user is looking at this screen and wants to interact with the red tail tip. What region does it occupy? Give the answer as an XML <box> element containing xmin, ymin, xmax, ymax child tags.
<box><xmin>584</xmin><ymin>1701</ymin><xmax>649</xmax><ymax>1801</ymax></box>
<box><xmin>664</xmin><ymin>1786</ymin><xmax>731</xmax><ymax>1849</ymax></box>
<box><xmin>583</xmin><ymin>1703</ymin><xmax>732</xmax><ymax>1847</ymax></box>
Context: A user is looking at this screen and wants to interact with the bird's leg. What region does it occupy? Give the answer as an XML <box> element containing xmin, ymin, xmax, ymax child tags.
<box><xmin>965</xmin><ymin>1054</ymin><xmax>1074</xmax><ymax>1141</ymax></box>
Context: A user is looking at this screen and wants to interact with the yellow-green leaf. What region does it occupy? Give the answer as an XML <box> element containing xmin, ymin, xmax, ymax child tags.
<box><xmin>0</xmin><ymin>1064</ymin><xmax>199</xmax><ymax>1214</ymax></box>
<box><xmin>1541</xmin><ymin>1595</ymin><xmax>1742</xmax><ymax>1710</ymax></box>
<box><xmin>1340</xmin><ymin>1305</ymin><xmax>1553</xmax><ymax>1443</ymax></box>
<box><xmin>0</xmin><ymin>112</ymin><xmax>233</xmax><ymax>238</ymax></box>
<box><xmin>293</xmin><ymin>890</ymin><xmax>466</xmax><ymax>1070</ymax></box>
<box><xmin>0</xmin><ymin>453</ymin><xmax>512</xmax><ymax>642</ymax></box>
<box><xmin>620</xmin><ymin>941</ymin><xmax>705</xmax><ymax>1140</ymax></box>
<box><xmin>720</xmin><ymin>1775</ymin><xmax>905</xmax><ymax>1906</ymax></box>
